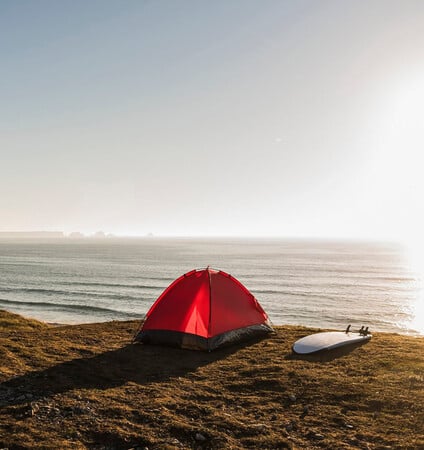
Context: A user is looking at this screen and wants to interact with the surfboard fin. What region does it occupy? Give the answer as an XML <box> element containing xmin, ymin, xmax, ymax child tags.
<box><xmin>345</xmin><ymin>324</ymin><xmax>351</xmax><ymax>333</ymax></box>
<box><xmin>359</xmin><ymin>326</ymin><xmax>370</xmax><ymax>336</ymax></box>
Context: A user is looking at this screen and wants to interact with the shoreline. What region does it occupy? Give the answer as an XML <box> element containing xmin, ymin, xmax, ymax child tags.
<box><xmin>3</xmin><ymin>308</ymin><xmax>424</xmax><ymax>337</ymax></box>
<box><xmin>1</xmin><ymin>309</ymin><xmax>423</xmax><ymax>449</ymax></box>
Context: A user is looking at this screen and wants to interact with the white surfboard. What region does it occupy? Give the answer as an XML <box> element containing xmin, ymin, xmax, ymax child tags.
<box><xmin>292</xmin><ymin>330</ymin><xmax>371</xmax><ymax>354</ymax></box>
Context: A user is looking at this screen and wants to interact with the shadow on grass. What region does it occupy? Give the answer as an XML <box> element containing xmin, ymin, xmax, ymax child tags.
<box><xmin>0</xmin><ymin>337</ymin><xmax>265</xmax><ymax>405</ymax></box>
<box><xmin>285</xmin><ymin>340</ymin><xmax>370</xmax><ymax>362</ymax></box>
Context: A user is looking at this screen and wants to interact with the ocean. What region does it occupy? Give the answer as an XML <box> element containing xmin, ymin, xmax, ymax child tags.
<box><xmin>0</xmin><ymin>238</ymin><xmax>422</xmax><ymax>335</ymax></box>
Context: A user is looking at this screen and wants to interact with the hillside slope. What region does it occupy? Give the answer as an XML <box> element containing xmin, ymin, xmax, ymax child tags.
<box><xmin>0</xmin><ymin>310</ymin><xmax>423</xmax><ymax>449</ymax></box>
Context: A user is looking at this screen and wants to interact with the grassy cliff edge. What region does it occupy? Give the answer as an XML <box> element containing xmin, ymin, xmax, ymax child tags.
<box><xmin>0</xmin><ymin>310</ymin><xmax>423</xmax><ymax>449</ymax></box>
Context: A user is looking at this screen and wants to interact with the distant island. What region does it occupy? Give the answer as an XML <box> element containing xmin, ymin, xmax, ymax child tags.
<box><xmin>0</xmin><ymin>231</ymin><xmax>110</xmax><ymax>239</ymax></box>
<box><xmin>0</xmin><ymin>231</ymin><xmax>65</xmax><ymax>238</ymax></box>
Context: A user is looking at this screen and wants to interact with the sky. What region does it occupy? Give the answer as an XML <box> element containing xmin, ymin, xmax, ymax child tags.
<box><xmin>1</xmin><ymin>0</ymin><xmax>424</xmax><ymax>240</ymax></box>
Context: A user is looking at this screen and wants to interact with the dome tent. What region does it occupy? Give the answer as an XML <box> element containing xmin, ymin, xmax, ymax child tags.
<box><xmin>134</xmin><ymin>268</ymin><xmax>273</xmax><ymax>351</ymax></box>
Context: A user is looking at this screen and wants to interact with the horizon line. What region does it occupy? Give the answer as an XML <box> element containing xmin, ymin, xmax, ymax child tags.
<box><xmin>0</xmin><ymin>230</ymin><xmax>404</xmax><ymax>244</ymax></box>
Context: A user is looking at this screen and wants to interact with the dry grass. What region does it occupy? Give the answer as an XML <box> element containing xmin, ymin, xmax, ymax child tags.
<box><xmin>0</xmin><ymin>310</ymin><xmax>423</xmax><ymax>449</ymax></box>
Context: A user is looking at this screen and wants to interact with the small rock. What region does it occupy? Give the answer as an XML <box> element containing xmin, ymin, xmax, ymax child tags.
<box><xmin>307</xmin><ymin>431</ymin><xmax>325</xmax><ymax>440</ymax></box>
<box><xmin>345</xmin><ymin>423</ymin><xmax>354</xmax><ymax>429</ymax></box>
<box><xmin>300</xmin><ymin>405</ymin><xmax>309</xmax><ymax>418</ymax></box>
<box><xmin>195</xmin><ymin>432</ymin><xmax>206</xmax><ymax>441</ymax></box>
<box><xmin>333</xmin><ymin>416</ymin><xmax>344</xmax><ymax>426</ymax></box>
<box><xmin>285</xmin><ymin>420</ymin><xmax>297</xmax><ymax>432</ymax></box>
<box><xmin>16</xmin><ymin>395</ymin><xmax>26</xmax><ymax>401</ymax></box>
<box><xmin>288</xmin><ymin>394</ymin><xmax>297</xmax><ymax>402</ymax></box>
<box><xmin>250</xmin><ymin>423</ymin><xmax>266</xmax><ymax>431</ymax></box>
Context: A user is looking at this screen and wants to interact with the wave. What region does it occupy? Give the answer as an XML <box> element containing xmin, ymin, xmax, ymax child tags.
<box><xmin>0</xmin><ymin>286</ymin><xmax>160</xmax><ymax>301</ymax></box>
<box><xmin>125</xmin><ymin>275</ymin><xmax>175</xmax><ymax>282</ymax></box>
<box><xmin>251</xmin><ymin>281</ymin><xmax>414</xmax><ymax>296</ymax></box>
<box><xmin>240</xmin><ymin>267</ymin><xmax>414</xmax><ymax>277</ymax></box>
<box><xmin>252</xmin><ymin>289</ymin><xmax>349</xmax><ymax>300</ymax></box>
<box><xmin>0</xmin><ymin>298</ymin><xmax>143</xmax><ymax>319</ymax></box>
<box><xmin>58</xmin><ymin>280</ymin><xmax>166</xmax><ymax>290</ymax></box>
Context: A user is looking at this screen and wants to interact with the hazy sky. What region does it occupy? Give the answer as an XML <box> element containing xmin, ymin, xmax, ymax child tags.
<box><xmin>1</xmin><ymin>0</ymin><xmax>424</xmax><ymax>240</ymax></box>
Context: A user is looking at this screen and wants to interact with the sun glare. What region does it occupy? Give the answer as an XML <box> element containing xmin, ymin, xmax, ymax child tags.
<box><xmin>405</xmin><ymin>240</ymin><xmax>424</xmax><ymax>334</ymax></box>
<box><xmin>377</xmin><ymin>71</ymin><xmax>424</xmax><ymax>334</ymax></box>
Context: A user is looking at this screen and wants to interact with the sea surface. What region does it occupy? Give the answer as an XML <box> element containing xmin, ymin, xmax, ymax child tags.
<box><xmin>0</xmin><ymin>238</ymin><xmax>423</xmax><ymax>335</ymax></box>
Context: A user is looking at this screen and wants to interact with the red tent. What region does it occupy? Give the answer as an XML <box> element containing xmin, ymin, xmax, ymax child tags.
<box><xmin>134</xmin><ymin>268</ymin><xmax>273</xmax><ymax>351</ymax></box>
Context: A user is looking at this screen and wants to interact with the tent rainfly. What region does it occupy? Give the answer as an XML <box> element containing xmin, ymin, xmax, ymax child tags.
<box><xmin>134</xmin><ymin>267</ymin><xmax>273</xmax><ymax>351</ymax></box>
